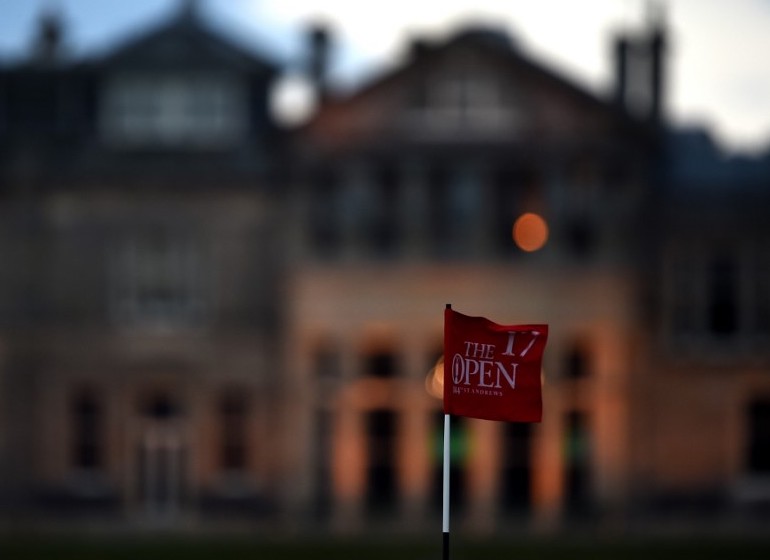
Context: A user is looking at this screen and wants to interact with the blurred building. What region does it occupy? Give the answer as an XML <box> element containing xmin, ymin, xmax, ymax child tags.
<box><xmin>286</xmin><ymin>18</ymin><xmax>664</xmax><ymax>531</ymax></box>
<box><xmin>0</xmin><ymin>4</ymin><xmax>286</xmax><ymax>525</ymax></box>
<box><xmin>1</xmin><ymin>1</ymin><xmax>770</xmax><ymax>533</ymax></box>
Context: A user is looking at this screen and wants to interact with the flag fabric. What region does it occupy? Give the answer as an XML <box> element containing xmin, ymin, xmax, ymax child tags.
<box><xmin>443</xmin><ymin>307</ymin><xmax>547</xmax><ymax>423</ymax></box>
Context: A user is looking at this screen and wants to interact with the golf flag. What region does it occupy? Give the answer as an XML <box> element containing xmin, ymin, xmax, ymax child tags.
<box><xmin>443</xmin><ymin>307</ymin><xmax>547</xmax><ymax>423</ymax></box>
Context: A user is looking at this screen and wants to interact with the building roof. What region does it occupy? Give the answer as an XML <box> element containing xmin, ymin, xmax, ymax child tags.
<box><xmin>95</xmin><ymin>1</ymin><xmax>278</xmax><ymax>75</ymax></box>
<box><xmin>666</xmin><ymin>127</ymin><xmax>770</xmax><ymax>190</ymax></box>
<box><xmin>298</xmin><ymin>25</ymin><xmax>649</xmax><ymax>157</ymax></box>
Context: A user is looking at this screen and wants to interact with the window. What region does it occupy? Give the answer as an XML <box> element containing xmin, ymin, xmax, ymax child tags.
<box><xmin>365</xmin><ymin>409</ymin><xmax>397</xmax><ymax>514</ymax></box>
<box><xmin>669</xmin><ymin>249</ymin><xmax>698</xmax><ymax>336</ymax></box>
<box><xmin>364</xmin><ymin>163</ymin><xmax>400</xmax><ymax>257</ymax></box>
<box><xmin>500</xmin><ymin>423</ymin><xmax>533</xmax><ymax>513</ymax></box>
<box><xmin>428</xmin><ymin>164</ymin><xmax>450</xmax><ymax>256</ymax></box>
<box><xmin>667</xmin><ymin>246</ymin><xmax>753</xmax><ymax>343</ymax></box>
<box><xmin>312</xmin><ymin>409</ymin><xmax>333</xmax><ymax>518</ymax></box>
<box><xmin>747</xmin><ymin>400</ymin><xmax>770</xmax><ymax>474</ymax></box>
<box><xmin>411</xmin><ymin>71</ymin><xmax>518</xmax><ymax>135</ymax></box>
<box><xmin>364</xmin><ymin>349</ymin><xmax>398</xmax><ymax>378</ymax></box>
<box><xmin>308</xmin><ymin>167</ymin><xmax>341</xmax><ymax>258</ymax></box>
<box><xmin>110</xmin><ymin>228</ymin><xmax>205</xmax><ymax>328</ymax></box>
<box><xmin>142</xmin><ymin>393</ymin><xmax>180</xmax><ymax>420</ymax></box>
<box><xmin>564</xmin><ymin>411</ymin><xmax>592</xmax><ymax>513</ymax></box>
<box><xmin>220</xmin><ymin>393</ymin><xmax>249</xmax><ymax>472</ymax></box>
<box><xmin>71</xmin><ymin>391</ymin><xmax>103</xmax><ymax>471</ymax></box>
<box><xmin>426</xmin><ymin>163</ymin><xmax>481</xmax><ymax>258</ymax></box>
<box><xmin>492</xmin><ymin>165</ymin><xmax>521</xmax><ymax>254</ymax></box>
<box><xmin>708</xmin><ymin>255</ymin><xmax>738</xmax><ymax>336</ymax></box>
<box><xmin>564</xmin><ymin>340</ymin><xmax>591</xmax><ymax>379</ymax></box>
<box><xmin>564</xmin><ymin>159</ymin><xmax>600</xmax><ymax>258</ymax></box>
<box><xmin>448</xmin><ymin>165</ymin><xmax>481</xmax><ymax>251</ymax></box>
<box><xmin>101</xmin><ymin>73</ymin><xmax>246</xmax><ymax>148</ymax></box>
<box><xmin>491</xmin><ymin>165</ymin><xmax>544</xmax><ymax>256</ymax></box>
<box><xmin>565</xmin><ymin>219</ymin><xmax>595</xmax><ymax>258</ymax></box>
<box><xmin>751</xmin><ymin>248</ymin><xmax>770</xmax><ymax>335</ymax></box>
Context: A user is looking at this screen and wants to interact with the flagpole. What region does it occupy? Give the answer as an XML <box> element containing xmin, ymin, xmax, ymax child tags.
<box><xmin>441</xmin><ymin>303</ymin><xmax>452</xmax><ymax>560</ymax></box>
<box><xmin>442</xmin><ymin>412</ymin><xmax>451</xmax><ymax>560</ymax></box>
<box><xmin>443</xmin><ymin>303</ymin><xmax>451</xmax><ymax>560</ymax></box>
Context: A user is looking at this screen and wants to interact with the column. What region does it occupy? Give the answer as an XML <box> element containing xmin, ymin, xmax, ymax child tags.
<box><xmin>532</xmin><ymin>386</ymin><xmax>564</xmax><ymax>530</ymax></box>
<box><xmin>331</xmin><ymin>334</ymin><xmax>364</xmax><ymax>530</ymax></box>
<box><xmin>398</xmin><ymin>336</ymin><xmax>433</xmax><ymax>525</ymax></box>
<box><xmin>332</xmin><ymin>404</ymin><xmax>365</xmax><ymax>532</ymax></box>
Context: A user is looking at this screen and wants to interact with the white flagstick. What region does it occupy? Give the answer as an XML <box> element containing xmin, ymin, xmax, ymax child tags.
<box><xmin>442</xmin><ymin>413</ymin><xmax>451</xmax><ymax>560</ymax></box>
<box><xmin>443</xmin><ymin>303</ymin><xmax>452</xmax><ymax>560</ymax></box>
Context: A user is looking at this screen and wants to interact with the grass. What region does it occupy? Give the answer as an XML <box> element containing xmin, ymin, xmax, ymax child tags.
<box><xmin>3</xmin><ymin>534</ymin><xmax>770</xmax><ymax>560</ymax></box>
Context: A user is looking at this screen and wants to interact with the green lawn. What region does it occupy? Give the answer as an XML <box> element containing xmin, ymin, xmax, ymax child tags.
<box><xmin>3</xmin><ymin>535</ymin><xmax>770</xmax><ymax>560</ymax></box>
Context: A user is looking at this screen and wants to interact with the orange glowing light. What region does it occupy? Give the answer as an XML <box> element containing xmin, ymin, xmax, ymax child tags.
<box><xmin>425</xmin><ymin>356</ymin><xmax>444</xmax><ymax>400</ymax></box>
<box><xmin>513</xmin><ymin>212</ymin><xmax>549</xmax><ymax>252</ymax></box>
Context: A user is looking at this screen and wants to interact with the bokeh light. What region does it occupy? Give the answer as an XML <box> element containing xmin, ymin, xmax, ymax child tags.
<box><xmin>425</xmin><ymin>356</ymin><xmax>444</xmax><ymax>400</ymax></box>
<box><xmin>513</xmin><ymin>212</ymin><xmax>549</xmax><ymax>252</ymax></box>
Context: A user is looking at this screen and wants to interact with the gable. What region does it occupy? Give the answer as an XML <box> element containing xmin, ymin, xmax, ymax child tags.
<box><xmin>92</xmin><ymin>8</ymin><xmax>278</xmax><ymax>150</ymax></box>
<box><xmin>98</xmin><ymin>10</ymin><xmax>276</xmax><ymax>76</ymax></box>
<box><xmin>403</xmin><ymin>46</ymin><xmax>532</xmax><ymax>140</ymax></box>
<box><xmin>302</xmin><ymin>28</ymin><xmax>634</xmax><ymax>155</ymax></box>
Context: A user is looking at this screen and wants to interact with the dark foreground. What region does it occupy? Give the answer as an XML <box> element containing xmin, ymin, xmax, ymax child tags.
<box><xmin>3</xmin><ymin>535</ymin><xmax>770</xmax><ymax>560</ymax></box>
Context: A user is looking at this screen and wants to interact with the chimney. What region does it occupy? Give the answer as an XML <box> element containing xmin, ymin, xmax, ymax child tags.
<box><xmin>307</xmin><ymin>23</ymin><xmax>331</xmax><ymax>102</ymax></box>
<box><xmin>613</xmin><ymin>36</ymin><xmax>629</xmax><ymax>109</ymax></box>
<box><xmin>33</xmin><ymin>10</ymin><xmax>64</xmax><ymax>65</ymax></box>
<box><xmin>648</xmin><ymin>15</ymin><xmax>667</xmax><ymax>125</ymax></box>
<box><xmin>610</xmin><ymin>2</ymin><xmax>667</xmax><ymax>125</ymax></box>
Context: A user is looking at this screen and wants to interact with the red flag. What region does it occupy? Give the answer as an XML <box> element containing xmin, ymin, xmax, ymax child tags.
<box><xmin>443</xmin><ymin>307</ymin><xmax>547</xmax><ymax>423</ymax></box>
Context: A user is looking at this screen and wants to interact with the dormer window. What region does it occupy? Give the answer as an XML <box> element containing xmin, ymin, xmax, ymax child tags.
<box><xmin>409</xmin><ymin>70</ymin><xmax>519</xmax><ymax>136</ymax></box>
<box><xmin>434</xmin><ymin>75</ymin><xmax>499</xmax><ymax>117</ymax></box>
<box><xmin>101</xmin><ymin>73</ymin><xmax>246</xmax><ymax>148</ymax></box>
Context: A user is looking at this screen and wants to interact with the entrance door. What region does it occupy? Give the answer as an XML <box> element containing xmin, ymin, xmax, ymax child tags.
<box><xmin>138</xmin><ymin>426</ymin><xmax>185</xmax><ymax>517</ymax></box>
<box><xmin>136</xmin><ymin>393</ymin><xmax>187</xmax><ymax>518</ymax></box>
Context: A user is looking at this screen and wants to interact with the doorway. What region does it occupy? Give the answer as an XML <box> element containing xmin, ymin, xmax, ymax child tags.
<box><xmin>136</xmin><ymin>393</ymin><xmax>187</xmax><ymax>518</ymax></box>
